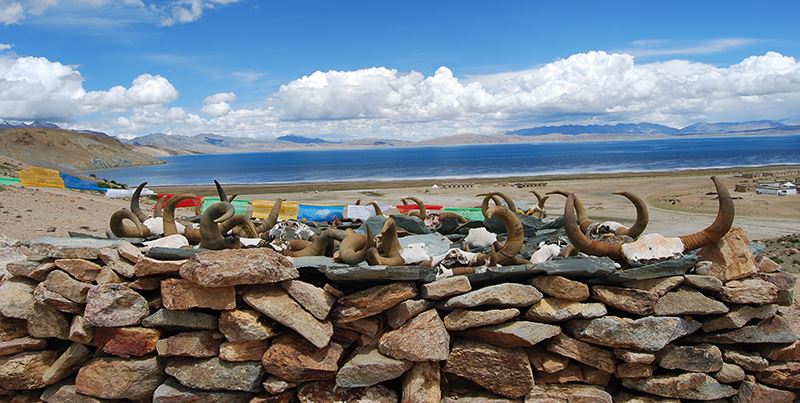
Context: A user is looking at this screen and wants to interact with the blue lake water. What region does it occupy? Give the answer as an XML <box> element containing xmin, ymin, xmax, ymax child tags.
<box><xmin>91</xmin><ymin>135</ymin><xmax>800</xmax><ymax>186</ymax></box>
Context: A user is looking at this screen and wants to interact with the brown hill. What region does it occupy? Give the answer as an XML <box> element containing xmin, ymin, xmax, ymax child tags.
<box><xmin>0</xmin><ymin>128</ymin><xmax>164</xmax><ymax>171</ymax></box>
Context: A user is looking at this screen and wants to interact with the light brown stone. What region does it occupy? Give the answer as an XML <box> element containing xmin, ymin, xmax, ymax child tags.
<box><xmin>161</xmin><ymin>278</ymin><xmax>236</xmax><ymax>310</ymax></box>
<box><xmin>0</xmin><ymin>350</ymin><xmax>59</xmax><ymax>390</ymax></box>
<box><xmin>757</xmin><ymin>340</ymin><xmax>800</xmax><ymax>361</ymax></box>
<box><xmin>567</xmin><ymin>315</ymin><xmax>701</xmax><ymax>352</ymax></box>
<box><xmin>34</xmin><ymin>282</ymin><xmax>82</xmax><ymax>314</ymax></box>
<box><xmin>0</xmin><ymin>336</ymin><xmax>47</xmax><ymax>356</ymax></box>
<box><xmin>219</xmin><ymin>340</ymin><xmax>268</xmax><ymax>361</ymax></box>
<box><xmin>84</xmin><ymin>283</ymin><xmax>150</xmax><ymax>327</ymax></box>
<box><xmin>756</xmin><ymin>255</ymin><xmax>783</xmax><ymax>273</ymax></box>
<box><xmin>527</xmin><ymin>384</ymin><xmax>612</xmax><ymax>403</ymax></box>
<box><xmin>54</xmin><ymin>259</ymin><xmax>101</xmax><ymax>282</ymax></box>
<box><xmin>386</xmin><ymin>299</ymin><xmax>433</xmax><ymax>328</ymax></box>
<box><xmin>462</xmin><ymin>320</ymin><xmax>561</xmax><ymax>348</ymax></box>
<box><xmin>334</xmin><ymin>316</ymin><xmax>383</xmax><ymax>339</ymax></box>
<box><xmin>379</xmin><ymin>309</ymin><xmax>449</xmax><ymax>361</ymax></box>
<box><xmin>443</xmin><ymin>339</ymin><xmax>533</xmax><ymax>399</ymax></box>
<box><xmin>723</xmin><ymin>348</ymin><xmax>769</xmax><ymax>372</ymax></box>
<box><xmin>528</xmin><ymin>345</ymin><xmax>570</xmax><ymax>373</ymax></box>
<box><xmin>0</xmin><ymin>316</ymin><xmax>27</xmax><ymax>342</ymax></box>
<box><xmin>6</xmin><ymin>261</ymin><xmax>55</xmax><ymax>282</ymax></box>
<box><xmin>720</xmin><ymin>279</ymin><xmax>779</xmax><ymax>304</ymax></box>
<box><xmin>153</xmin><ymin>378</ymin><xmax>251</xmax><ymax>403</ymax></box>
<box><xmin>156</xmin><ymin>330</ymin><xmax>223</xmax><ymax>357</ymax></box>
<box><xmin>657</xmin><ymin>343</ymin><xmax>723</xmax><ymax>372</ymax></box>
<box><xmin>734</xmin><ymin>380</ymin><xmax>796</xmax><ymax>403</ymax></box>
<box><xmin>698</xmin><ymin>226</ymin><xmax>758</xmax><ymax>281</ymax></box>
<box><xmin>180</xmin><ymin>248</ymin><xmax>298</xmax><ymax>287</ymax></box>
<box><xmin>243</xmin><ymin>285</ymin><xmax>333</xmax><ymax>349</ymax></box>
<box><xmin>336</xmin><ymin>345</ymin><xmax>413</xmax><ymax>388</ymax></box>
<box><xmin>133</xmin><ymin>256</ymin><xmax>185</xmax><ymax>276</ymax></box>
<box><xmin>93</xmin><ymin>327</ymin><xmax>160</xmax><ymax>358</ymax></box>
<box><xmin>590</xmin><ymin>285</ymin><xmax>657</xmax><ymax>316</ymax></box>
<box><xmin>116</xmin><ymin>241</ymin><xmax>143</xmax><ymax>263</ymax></box>
<box><xmin>218</xmin><ymin>309</ymin><xmax>277</xmax><ymax>342</ymax></box>
<box><xmin>530</xmin><ymin>275</ymin><xmax>590</xmax><ymax>301</ymax></box>
<box><xmin>281</xmin><ymin>279</ymin><xmax>336</xmax><ymax>320</ymax></box>
<box><xmin>613</xmin><ymin>391</ymin><xmax>678</xmax><ymax>403</ymax></box>
<box><xmin>41</xmin><ymin>343</ymin><xmax>92</xmax><ymax>385</ymax></box>
<box><xmin>654</xmin><ymin>286</ymin><xmax>729</xmax><ymax>315</ymax></box>
<box><xmin>546</xmin><ymin>333</ymin><xmax>615</xmax><ymax>373</ymax></box>
<box><xmin>614</xmin><ymin>349</ymin><xmax>655</xmax><ymax>364</ymax></box>
<box><xmin>68</xmin><ymin>315</ymin><xmax>93</xmax><ymax>344</ymax></box>
<box><xmin>525</xmin><ymin>297</ymin><xmax>606</xmax><ymax>322</ymax></box>
<box><xmin>441</xmin><ymin>283</ymin><xmax>542</xmax><ymax>309</ymax></box>
<box><xmin>756</xmin><ymin>362</ymin><xmax>800</xmax><ymax>389</ymax></box>
<box><xmin>0</xmin><ymin>276</ymin><xmax>36</xmax><ymax>319</ymax></box>
<box><xmin>27</xmin><ymin>301</ymin><xmax>70</xmax><ymax>339</ymax></box>
<box><xmin>702</xmin><ymin>304</ymin><xmax>777</xmax><ymax>332</ymax></box>
<box><xmin>262</xmin><ymin>376</ymin><xmax>298</xmax><ymax>394</ymax></box>
<box><xmin>715</xmin><ymin>362</ymin><xmax>746</xmax><ymax>383</ymax></box>
<box><xmin>95</xmin><ymin>267</ymin><xmax>123</xmax><ymax>284</ymax></box>
<box><xmin>622</xmin><ymin>373</ymin><xmax>738</xmax><ymax>400</ymax></box>
<box><xmin>535</xmin><ymin>362</ymin><xmax>583</xmax><ymax>383</ymax></box>
<box><xmin>623</xmin><ymin>276</ymin><xmax>684</xmax><ymax>296</ymax></box>
<box><xmin>402</xmin><ymin>361</ymin><xmax>440</xmax><ymax>403</ymax></box>
<box><xmin>43</xmin><ymin>270</ymin><xmax>91</xmax><ymax>303</ymax></box>
<box><xmin>684</xmin><ymin>274</ymin><xmax>723</xmax><ymax>291</ymax></box>
<box><xmin>298</xmin><ymin>380</ymin><xmax>397</xmax><ymax>403</ymax></box>
<box><xmin>443</xmin><ymin>308</ymin><xmax>520</xmax><ymax>331</ymax></box>
<box><xmin>694</xmin><ymin>315</ymin><xmax>796</xmax><ymax>344</ymax></box>
<box><xmin>41</xmin><ymin>382</ymin><xmax>105</xmax><ymax>403</ymax></box>
<box><xmin>142</xmin><ymin>308</ymin><xmax>219</xmax><ymax>330</ymax></box>
<box><xmin>165</xmin><ymin>357</ymin><xmax>265</xmax><ymax>392</ymax></box>
<box><xmin>261</xmin><ymin>333</ymin><xmax>344</xmax><ymax>382</ymax></box>
<box><xmin>615</xmin><ymin>362</ymin><xmax>654</xmax><ymax>378</ymax></box>
<box><xmin>420</xmin><ymin>275</ymin><xmax>471</xmax><ymax>300</ymax></box>
<box><xmin>332</xmin><ymin>281</ymin><xmax>417</xmax><ymax>323</ymax></box>
<box><xmin>755</xmin><ymin>271</ymin><xmax>797</xmax><ymax>305</ymax></box>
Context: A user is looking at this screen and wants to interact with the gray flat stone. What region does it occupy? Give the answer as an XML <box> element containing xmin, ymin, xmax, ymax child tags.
<box><xmin>321</xmin><ymin>265</ymin><xmax>436</xmax><ymax>282</ymax></box>
<box><xmin>567</xmin><ymin>316</ymin><xmax>702</xmax><ymax>352</ymax></box>
<box><xmin>400</xmin><ymin>234</ymin><xmax>452</xmax><ymax>257</ymax></box>
<box><xmin>142</xmin><ymin>308</ymin><xmax>218</xmax><ymax>330</ymax></box>
<box><xmin>26</xmin><ymin>237</ymin><xmax>122</xmax><ymax>259</ymax></box>
<box><xmin>390</xmin><ymin>215</ymin><xmax>430</xmax><ymax>234</ymax></box>
<box><xmin>535</xmin><ymin>256</ymin><xmax>617</xmax><ymax>279</ymax></box>
<box><xmin>146</xmin><ymin>247</ymin><xmax>205</xmax><ymax>260</ymax></box>
<box><xmin>598</xmin><ymin>255</ymin><xmax>697</xmax><ymax>283</ymax></box>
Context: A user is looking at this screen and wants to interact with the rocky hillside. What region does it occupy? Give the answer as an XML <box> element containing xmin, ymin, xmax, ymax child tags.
<box><xmin>0</xmin><ymin>128</ymin><xmax>164</xmax><ymax>171</ymax></box>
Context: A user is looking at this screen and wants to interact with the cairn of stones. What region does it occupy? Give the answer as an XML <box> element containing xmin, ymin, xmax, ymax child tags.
<box><xmin>0</xmin><ymin>226</ymin><xmax>798</xmax><ymax>402</ymax></box>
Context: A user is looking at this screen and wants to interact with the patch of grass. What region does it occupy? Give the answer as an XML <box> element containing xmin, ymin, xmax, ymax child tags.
<box><xmin>89</xmin><ymin>174</ymin><xmax>127</xmax><ymax>189</ymax></box>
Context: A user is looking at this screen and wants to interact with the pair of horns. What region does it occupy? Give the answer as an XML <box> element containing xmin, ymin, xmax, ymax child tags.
<box><xmin>214</xmin><ymin>180</ymin><xmax>238</xmax><ymax>203</ymax></box>
<box><xmin>530</xmin><ymin>190</ymin><xmax>549</xmax><ymax>210</ymax></box>
<box><xmin>548</xmin><ymin>190</ymin><xmax>648</xmax><ymax>238</ymax></box>
<box><xmin>564</xmin><ymin>177</ymin><xmax>734</xmax><ymax>261</ymax></box>
<box><xmin>401</xmin><ymin>197</ymin><xmax>426</xmax><ymax>220</ymax></box>
<box><xmin>477</xmin><ymin>206</ymin><xmax>524</xmax><ymax>265</ymax></box>
<box><xmin>478</xmin><ymin>192</ymin><xmax>517</xmax><ymax>216</ymax></box>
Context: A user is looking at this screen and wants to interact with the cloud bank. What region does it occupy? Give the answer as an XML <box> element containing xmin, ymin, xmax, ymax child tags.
<box><xmin>2</xmin><ymin>50</ymin><xmax>800</xmax><ymax>139</ymax></box>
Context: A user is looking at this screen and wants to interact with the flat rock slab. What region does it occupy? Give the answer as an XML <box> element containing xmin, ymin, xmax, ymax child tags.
<box><xmin>525</xmin><ymin>298</ymin><xmax>607</xmax><ymax>322</ymax></box>
<box><xmin>692</xmin><ymin>315</ymin><xmax>796</xmax><ymax>344</ymax></box>
<box><xmin>421</xmin><ymin>275</ymin><xmax>472</xmax><ymax>300</ymax></box>
<box><xmin>735</xmin><ymin>380</ymin><xmax>797</xmax><ymax>403</ymax></box>
<box><xmin>379</xmin><ymin>309</ymin><xmax>450</xmax><ymax>361</ymax></box>
<box><xmin>444</xmin><ymin>338</ymin><xmax>533</xmax><ymax>399</ymax></box>
<box><xmin>93</xmin><ymin>327</ymin><xmax>160</xmax><ymax>358</ymax></box>
<box><xmin>464</xmin><ymin>264</ymin><xmax>543</xmax><ymax>285</ymax></box>
<box><xmin>654</xmin><ymin>286</ymin><xmax>729</xmax><ymax>316</ymax></box>
<box><xmin>298</xmin><ymin>380</ymin><xmax>397</xmax><ymax>403</ymax></box>
<box><xmin>26</xmin><ymin>237</ymin><xmax>121</xmax><ymax>259</ymax></box>
<box><xmin>530</xmin><ymin>275</ymin><xmax>590</xmax><ymax>301</ymax></box>
<box><xmin>567</xmin><ymin>315</ymin><xmax>702</xmax><ymax>352</ymax></box>
<box><xmin>218</xmin><ymin>309</ymin><xmax>278</xmax><ymax>342</ymax></box>
<box><xmin>598</xmin><ymin>255</ymin><xmax>697</xmax><ymax>283</ymax></box>
<box><xmin>332</xmin><ymin>281</ymin><xmax>417</xmax><ymax>323</ymax></box>
<box><xmin>444</xmin><ymin>308</ymin><xmax>520</xmax><ymax>331</ymax></box>
<box><xmin>756</xmin><ymin>362</ymin><xmax>800</xmax><ymax>390</ymax></box>
<box><xmin>684</xmin><ymin>274</ymin><xmax>723</xmax><ymax>291</ymax></box>
<box><xmin>0</xmin><ymin>277</ymin><xmax>37</xmax><ymax>320</ymax></box>
<box><xmin>657</xmin><ymin>343</ymin><xmax>723</xmax><ymax>372</ymax></box>
<box><xmin>0</xmin><ymin>336</ymin><xmax>47</xmax><ymax>356</ymax></box>
<box><xmin>0</xmin><ymin>350</ymin><xmax>59</xmax><ymax>390</ymax></box>
<box><xmin>702</xmin><ymin>304</ymin><xmax>777</xmax><ymax>333</ymax></box>
<box><xmin>527</xmin><ymin>384</ymin><xmax>612</xmax><ymax>403</ymax></box>
<box><xmin>41</xmin><ymin>343</ymin><xmax>93</xmax><ymax>385</ymax></box>
<box><xmin>698</xmin><ymin>227</ymin><xmax>757</xmax><ymax>282</ymax></box>
<box><xmin>219</xmin><ymin>340</ymin><xmax>268</xmax><ymax>362</ymax></box>
<box><xmin>386</xmin><ymin>299</ymin><xmax>433</xmax><ymax>329</ymax></box>
<box><xmin>719</xmin><ymin>279</ymin><xmax>779</xmax><ymax>304</ymax></box>
<box><xmin>463</xmin><ymin>320</ymin><xmax>561</xmax><ymax>348</ymax></box>
<box><xmin>321</xmin><ymin>265</ymin><xmax>436</xmax><ymax>282</ymax></box>
<box><xmin>153</xmin><ymin>378</ymin><xmax>251</xmax><ymax>403</ymax></box>
<box><xmin>76</xmin><ymin>356</ymin><xmax>164</xmax><ymax>400</ymax></box>
<box><xmin>146</xmin><ymin>247</ymin><xmax>204</xmax><ymax>261</ymax></box>
<box><xmin>142</xmin><ymin>308</ymin><xmax>218</xmax><ymax>330</ymax></box>
<box><xmin>400</xmin><ymin>233</ymin><xmax>452</xmax><ymax>257</ymax></box>
<box><xmin>293</xmin><ymin>256</ymin><xmax>352</xmax><ymax>270</ymax></box>
<box><xmin>336</xmin><ymin>345</ymin><xmax>413</xmax><ymax>388</ymax></box>
<box><xmin>244</xmin><ymin>286</ymin><xmax>332</xmax><ymax>348</ymax></box>
<box><xmin>41</xmin><ymin>382</ymin><xmax>106</xmax><ymax>403</ymax></box>
<box><xmin>161</xmin><ymin>278</ymin><xmax>236</xmax><ymax>311</ymax></box>
<box><xmin>534</xmin><ymin>256</ymin><xmax>616</xmax><ymax>279</ymax></box>
<box><xmin>133</xmin><ymin>257</ymin><xmax>185</xmax><ymax>277</ymax></box>
<box><xmin>402</xmin><ymin>362</ymin><xmax>441</xmax><ymax>403</ymax></box>
<box><xmin>84</xmin><ymin>284</ymin><xmax>150</xmax><ymax>327</ymax></box>
<box><xmin>281</xmin><ymin>280</ymin><xmax>336</xmax><ymax>321</ymax></box>
<box><xmin>546</xmin><ymin>333</ymin><xmax>616</xmax><ymax>374</ymax></box>
<box><xmin>261</xmin><ymin>333</ymin><xmax>344</xmax><ymax>382</ymax></box>
<box><xmin>156</xmin><ymin>330</ymin><xmax>223</xmax><ymax>358</ymax></box>
<box><xmin>622</xmin><ymin>373</ymin><xmax>737</xmax><ymax>400</ymax></box>
<box><xmin>181</xmin><ymin>248</ymin><xmax>298</xmax><ymax>287</ymax></box>
<box><xmin>165</xmin><ymin>357</ymin><xmax>265</xmax><ymax>392</ymax></box>
<box><xmin>441</xmin><ymin>283</ymin><xmax>542</xmax><ymax>309</ymax></box>
<box><xmin>591</xmin><ymin>285</ymin><xmax>657</xmax><ymax>316</ymax></box>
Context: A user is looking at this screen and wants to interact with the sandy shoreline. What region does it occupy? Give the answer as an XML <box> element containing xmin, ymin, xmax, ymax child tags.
<box><xmin>1</xmin><ymin>164</ymin><xmax>798</xmax><ymax>242</ymax></box>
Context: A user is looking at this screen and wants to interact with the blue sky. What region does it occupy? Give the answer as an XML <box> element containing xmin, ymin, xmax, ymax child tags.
<box><xmin>2</xmin><ymin>0</ymin><xmax>800</xmax><ymax>139</ymax></box>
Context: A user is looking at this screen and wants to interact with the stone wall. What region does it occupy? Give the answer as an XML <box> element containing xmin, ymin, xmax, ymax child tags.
<box><xmin>0</xmin><ymin>232</ymin><xmax>798</xmax><ymax>402</ymax></box>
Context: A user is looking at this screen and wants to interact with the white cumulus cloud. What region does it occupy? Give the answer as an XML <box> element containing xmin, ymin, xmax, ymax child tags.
<box><xmin>201</xmin><ymin>91</ymin><xmax>235</xmax><ymax>116</ymax></box>
<box><xmin>83</xmin><ymin>73</ymin><xmax>178</xmax><ymax>111</ymax></box>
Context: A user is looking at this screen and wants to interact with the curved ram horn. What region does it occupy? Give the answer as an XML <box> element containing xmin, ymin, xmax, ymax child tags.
<box><xmin>109</xmin><ymin>208</ymin><xmax>149</xmax><ymax>238</ymax></box>
<box><xmin>153</xmin><ymin>196</ymin><xmax>163</xmax><ymax>218</ymax></box>
<box><xmin>530</xmin><ymin>190</ymin><xmax>550</xmax><ymax>209</ymax></box>
<box><xmin>478</xmin><ymin>193</ymin><xmax>505</xmax><ymax>216</ymax></box>
<box><xmin>183</xmin><ymin>226</ymin><xmax>201</xmax><ymax>244</ymax></box>
<box><xmin>163</xmin><ymin>194</ymin><xmax>197</xmax><ymax>236</ymax></box>
<box><xmin>493</xmin><ymin>192</ymin><xmax>517</xmax><ymax>214</ymax></box>
<box><xmin>355</xmin><ymin>199</ymin><xmax>362</xmax><ymax>206</ymax></box>
<box><xmin>366</xmin><ymin>246</ymin><xmax>405</xmax><ymax>266</ymax></box>
<box><xmin>367</xmin><ymin>201</ymin><xmax>383</xmax><ymax>216</ymax></box>
<box><xmin>378</xmin><ymin>217</ymin><xmax>402</xmax><ymax>257</ymax></box>
<box><xmin>285</xmin><ymin>228</ymin><xmax>341</xmax><ymax>257</ymax></box>
<box><xmin>678</xmin><ymin>176</ymin><xmax>734</xmax><ymax>252</ymax></box>
<box><xmin>564</xmin><ymin>194</ymin><xmax>624</xmax><ymax>261</ymax></box>
<box><xmin>214</xmin><ymin>180</ymin><xmax>229</xmax><ymax>202</ymax></box>
<box><xmin>571</xmin><ymin>194</ymin><xmax>593</xmax><ymax>233</ymax></box>
<box><xmin>220</xmin><ymin>216</ymin><xmax>259</xmax><ymax>238</ymax></box>
<box><xmin>338</xmin><ymin>226</ymin><xmax>375</xmax><ymax>264</ymax></box>
<box><xmin>200</xmin><ymin>202</ymin><xmax>238</xmax><ymax>250</ymax></box>
<box><xmin>404</xmin><ymin>196</ymin><xmax>427</xmax><ymax>220</ymax></box>
<box><xmin>478</xmin><ymin>206</ymin><xmax>524</xmax><ymax>265</ymax></box>
<box><xmin>545</xmin><ymin>190</ymin><xmax>570</xmax><ymax>198</ymax></box>
<box><xmin>258</xmin><ymin>199</ymin><xmax>283</xmax><ymax>239</ymax></box>
<box><xmin>130</xmin><ymin>182</ymin><xmax>149</xmax><ymax>222</ymax></box>
<box><xmin>613</xmin><ymin>191</ymin><xmax>649</xmax><ymax>238</ymax></box>
<box><xmin>439</xmin><ymin>211</ymin><xmax>468</xmax><ymax>223</ymax></box>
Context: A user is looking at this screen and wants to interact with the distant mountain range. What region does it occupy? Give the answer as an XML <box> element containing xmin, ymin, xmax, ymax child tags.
<box><xmin>0</xmin><ymin>120</ymin><xmax>60</xmax><ymax>129</ymax></box>
<box><xmin>507</xmin><ymin>120</ymin><xmax>800</xmax><ymax>136</ymax></box>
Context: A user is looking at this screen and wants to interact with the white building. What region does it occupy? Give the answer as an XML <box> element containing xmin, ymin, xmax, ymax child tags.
<box><xmin>756</xmin><ymin>182</ymin><xmax>798</xmax><ymax>196</ymax></box>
